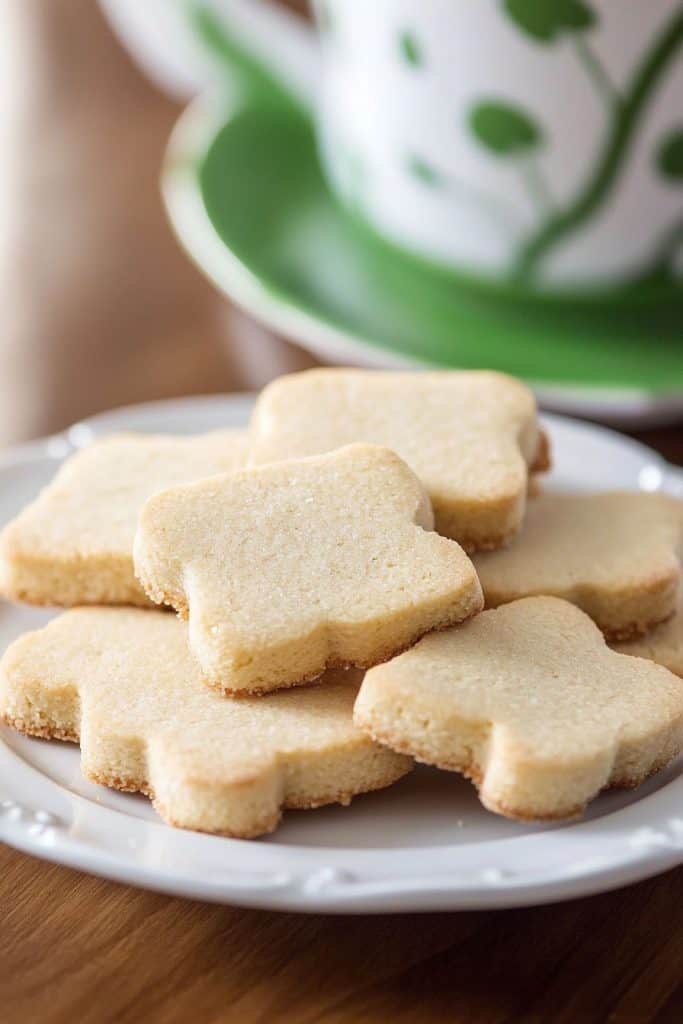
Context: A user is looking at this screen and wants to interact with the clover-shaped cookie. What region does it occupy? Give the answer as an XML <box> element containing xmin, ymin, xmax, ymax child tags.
<box><xmin>0</xmin><ymin>430</ymin><xmax>248</xmax><ymax>608</ymax></box>
<box><xmin>355</xmin><ymin>597</ymin><xmax>683</xmax><ymax>821</ymax></box>
<box><xmin>249</xmin><ymin>369</ymin><xmax>548</xmax><ymax>550</ymax></box>
<box><xmin>0</xmin><ymin>609</ymin><xmax>412</xmax><ymax>837</ymax></box>
<box><xmin>134</xmin><ymin>444</ymin><xmax>483</xmax><ymax>694</ymax></box>
<box><xmin>474</xmin><ymin>492</ymin><xmax>682</xmax><ymax>639</ymax></box>
<box><xmin>614</xmin><ymin>588</ymin><xmax>683</xmax><ymax>678</ymax></box>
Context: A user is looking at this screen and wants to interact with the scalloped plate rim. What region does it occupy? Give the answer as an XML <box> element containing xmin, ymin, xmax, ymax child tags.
<box><xmin>0</xmin><ymin>393</ymin><xmax>682</xmax><ymax>912</ymax></box>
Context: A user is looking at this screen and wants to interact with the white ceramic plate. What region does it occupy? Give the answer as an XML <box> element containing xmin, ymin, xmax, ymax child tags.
<box><xmin>1</xmin><ymin>395</ymin><xmax>682</xmax><ymax>913</ymax></box>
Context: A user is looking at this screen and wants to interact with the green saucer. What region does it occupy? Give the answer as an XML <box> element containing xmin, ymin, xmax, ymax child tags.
<box><xmin>163</xmin><ymin>89</ymin><xmax>683</xmax><ymax>416</ymax></box>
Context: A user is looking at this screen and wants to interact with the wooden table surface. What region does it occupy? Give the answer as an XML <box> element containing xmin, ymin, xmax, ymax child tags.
<box><xmin>0</xmin><ymin>4</ymin><xmax>681</xmax><ymax>1022</ymax></box>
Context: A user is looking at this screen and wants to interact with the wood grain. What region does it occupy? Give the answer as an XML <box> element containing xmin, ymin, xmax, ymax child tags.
<box><xmin>1</xmin><ymin>841</ymin><xmax>682</xmax><ymax>1024</ymax></box>
<box><xmin>0</xmin><ymin>3</ymin><xmax>681</xmax><ymax>1021</ymax></box>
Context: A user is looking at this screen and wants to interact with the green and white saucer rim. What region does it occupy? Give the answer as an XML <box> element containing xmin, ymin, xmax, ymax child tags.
<box><xmin>162</xmin><ymin>92</ymin><xmax>683</xmax><ymax>428</ymax></box>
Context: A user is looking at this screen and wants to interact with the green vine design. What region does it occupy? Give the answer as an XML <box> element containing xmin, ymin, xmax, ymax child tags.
<box><xmin>504</xmin><ymin>0</ymin><xmax>618</xmax><ymax>106</ymax></box>
<box><xmin>407</xmin><ymin>154</ymin><xmax>520</xmax><ymax>240</ymax></box>
<box><xmin>399</xmin><ymin>30</ymin><xmax>423</xmax><ymax>67</ymax></box>
<box><xmin>639</xmin><ymin>217</ymin><xmax>683</xmax><ymax>285</ymax></box>
<box><xmin>468</xmin><ymin>99</ymin><xmax>553</xmax><ymax>214</ymax></box>
<box><xmin>470</xmin><ymin>0</ymin><xmax>683</xmax><ymax>285</ymax></box>
<box><xmin>657</xmin><ymin>126</ymin><xmax>683</xmax><ymax>181</ymax></box>
<box><xmin>186</xmin><ymin>0</ymin><xmax>683</xmax><ymax>290</ymax></box>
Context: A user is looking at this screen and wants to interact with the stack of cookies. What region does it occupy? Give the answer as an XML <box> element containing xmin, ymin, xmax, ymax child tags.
<box><xmin>1</xmin><ymin>369</ymin><xmax>682</xmax><ymax>837</ymax></box>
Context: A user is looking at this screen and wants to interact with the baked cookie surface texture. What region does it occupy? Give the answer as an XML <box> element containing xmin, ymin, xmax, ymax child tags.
<box><xmin>249</xmin><ymin>369</ymin><xmax>547</xmax><ymax>550</ymax></box>
<box><xmin>354</xmin><ymin>596</ymin><xmax>683</xmax><ymax>821</ymax></box>
<box><xmin>134</xmin><ymin>444</ymin><xmax>483</xmax><ymax>694</ymax></box>
<box><xmin>474</xmin><ymin>492</ymin><xmax>682</xmax><ymax>639</ymax></box>
<box><xmin>0</xmin><ymin>608</ymin><xmax>412</xmax><ymax>838</ymax></box>
<box><xmin>614</xmin><ymin>588</ymin><xmax>683</xmax><ymax>677</ymax></box>
<box><xmin>0</xmin><ymin>430</ymin><xmax>249</xmax><ymax>607</ymax></box>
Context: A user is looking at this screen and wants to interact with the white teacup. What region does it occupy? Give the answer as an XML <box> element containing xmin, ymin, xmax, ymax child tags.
<box><xmin>313</xmin><ymin>0</ymin><xmax>683</xmax><ymax>294</ymax></box>
<box><xmin>102</xmin><ymin>0</ymin><xmax>683</xmax><ymax>297</ymax></box>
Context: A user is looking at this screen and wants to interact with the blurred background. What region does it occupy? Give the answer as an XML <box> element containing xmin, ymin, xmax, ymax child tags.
<box><xmin>0</xmin><ymin>0</ymin><xmax>314</xmax><ymax>447</ymax></box>
<box><xmin>0</xmin><ymin>0</ymin><xmax>680</xmax><ymax>459</ymax></box>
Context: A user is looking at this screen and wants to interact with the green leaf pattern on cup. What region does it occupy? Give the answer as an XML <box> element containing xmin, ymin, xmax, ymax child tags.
<box><xmin>504</xmin><ymin>0</ymin><xmax>594</xmax><ymax>42</ymax></box>
<box><xmin>507</xmin><ymin>7</ymin><xmax>683</xmax><ymax>283</ymax></box>
<box><xmin>469</xmin><ymin>100</ymin><xmax>551</xmax><ymax>215</ymax></box>
<box><xmin>463</xmin><ymin>3</ymin><xmax>683</xmax><ymax>282</ymax></box>
<box><xmin>407</xmin><ymin>155</ymin><xmax>443</xmax><ymax>187</ymax></box>
<box><xmin>506</xmin><ymin>0</ymin><xmax>617</xmax><ymax>107</ymax></box>
<box><xmin>650</xmin><ymin>127</ymin><xmax>683</xmax><ymax>281</ymax></box>
<box><xmin>394</xmin><ymin>7</ymin><xmax>683</xmax><ymax>285</ymax></box>
<box><xmin>408</xmin><ymin>152</ymin><xmax>521</xmax><ymax>243</ymax></box>
<box><xmin>182</xmin><ymin>1</ymin><xmax>683</xmax><ymax>290</ymax></box>
<box><xmin>656</xmin><ymin>127</ymin><xmax>683</xmax><ymax>182</ymax></box>
<box><xmin>469</xmin><ymin>101</ymin><xmax>542</xmax><ymax>156</ymax></box>
<box><xmin>399</xmin><ymin>31</ymin><xmax>422</xmax><ymax>67</ymax></box>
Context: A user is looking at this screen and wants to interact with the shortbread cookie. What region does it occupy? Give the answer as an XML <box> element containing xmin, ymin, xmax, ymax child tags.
<box><xmin>249</xmin><ymin>369</ymin><xmax>548</xmax><ymax>550</ymax></box>
<box><xmin>355</xmin><ymin>596</ymin><xmax>683</xmax><ymax>821</ymax></box>
<box><xmin>614</xmin><ymin>588</ymin><xmax>683</xmax><ymax>677</ymax></box>
<box><xmin>0</xmin><ymin>608</ymin><xmax>412</xmax><ymax>837</ymax></box>
<box><xmin>474</xmin><ymin>492</ymin><xmax>682</xmax><ymax>640</ymax></box>
<box><xmin>0</xmin><ymin>430</ymin><xmax>249</xmax><ymax>608</ymax></box>
<box><xmin>134</xmin><ymin>444</ymin><xmax>483</xmax><ymax>695</ymax></box>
